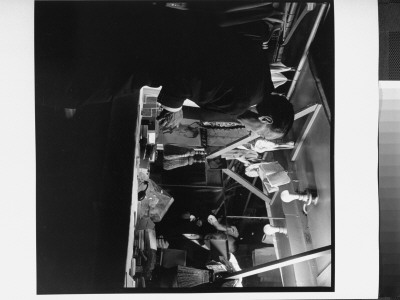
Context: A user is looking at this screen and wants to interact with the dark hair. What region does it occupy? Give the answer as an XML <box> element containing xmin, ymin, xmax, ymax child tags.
<box><xmin>256</xmin><ymin>94</ymin><xmax>294</xmax><ymax>136</ymax></box>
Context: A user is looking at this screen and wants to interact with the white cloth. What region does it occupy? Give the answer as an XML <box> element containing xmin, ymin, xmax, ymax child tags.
<box><xmin>269</xmin><ymin>62</ymin><xmax>293</xmax><ymax>74</ymax></box>
<box><xmin>228</xmin><ymin>253</ymin><xmax>243</xmax><ymax>287</ymax></box>
<box><xmin>271</xmin><ymin>72</ymin><xmax>289</xmax><ymax>89</ymax></box>
<box><xmin>162</xmin><ymin>104</ymin><xmax>182</xmax><ymax>112</ymax></box>
<box><xmin>252</xmin><ymin>139</ymin><xmax>295</xmax><ymax>153</ymax></box>
<box><xmin>182</xmin><ymin>233</ymin><xmax>210</xmax><ymax>250</ymax></box>
<box><xmin>270</xmin><ymin>62</ymin><xmax>292</xmax><ymax>88</ymax></box>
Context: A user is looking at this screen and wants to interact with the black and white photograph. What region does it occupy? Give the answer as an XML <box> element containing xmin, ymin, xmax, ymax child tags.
<box><xmin>34</xmin><ymin>0</ymin><xmax>335</xmax><ymax>293</ymax></box>
<box><xmin>3</xmin><ymin>0</ymin><xmax>391</xmax><ymax>298</ymax></box>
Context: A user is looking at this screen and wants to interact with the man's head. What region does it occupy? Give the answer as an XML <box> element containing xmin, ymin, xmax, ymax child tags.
<box><xmin>237</xmin><ymin>94</ymin><xmax>294</xmax><ymax>140</ymax></box>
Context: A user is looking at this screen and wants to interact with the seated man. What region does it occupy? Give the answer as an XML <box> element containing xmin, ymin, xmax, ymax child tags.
<box><xmin>157</xmin><ymin>209</ymin><xmax>239</xmax><ymax>267</ymax></box>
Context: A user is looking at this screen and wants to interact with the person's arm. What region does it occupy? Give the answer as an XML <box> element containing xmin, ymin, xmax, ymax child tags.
<box><xmin>207</xmin><ymin>215</ymin><xmax>239</xmax><ymax>238</ymax></box>
<box><xmin>156</xmin><ymin>108</ymin><xmax>183</xmax><ymax>133</ymax></box>
<box><xmin>157</xmin><ymin>85</ymin><xmax>188</xmax><ymax>111</ymax></box>
<box><xmin>161</xmin><ymin>105</ymin><xmax>182</xmax><ymax>113</ymax></box>
<box><xmin>221</xmin><ymin>149</ymin><xmax>259</xmax><ymax>166</ymax></box>
<box><xmin>156</xmin><ymin>73</ymin><xmax>195</xmax><ymax>131</ymax></box>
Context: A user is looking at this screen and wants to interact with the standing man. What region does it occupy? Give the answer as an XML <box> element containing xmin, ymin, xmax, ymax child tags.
<box><xmin>36</xmin><ymin>2</ymin><xmax>294</xmax><ymax>139</ymax></box>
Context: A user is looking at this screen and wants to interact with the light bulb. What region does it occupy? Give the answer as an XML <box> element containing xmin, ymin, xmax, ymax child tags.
<box><xmin>280</xmin><ymin>190</ymin><xmax>300</xmax><ymax>203</ymax></box>
<box><xmin>263</xmin><ymin>224</ymin><xmax>287</xmax><ymax>236</ymax></box>
<box><xmin>280</xmin><ymin>190</ymin><xmax>312</xmax><ymax>203</ymax></box>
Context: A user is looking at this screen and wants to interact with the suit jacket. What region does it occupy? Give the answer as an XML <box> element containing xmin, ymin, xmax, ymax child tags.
<box><xmin>35</xmin><ymin>3</ymin><xmax>274</xmax><ymax>113</ymax></box>
<box><xmin>154</xmin><ymin>21</ymin><xmax>275</xmax><ymax>119</ymax></box>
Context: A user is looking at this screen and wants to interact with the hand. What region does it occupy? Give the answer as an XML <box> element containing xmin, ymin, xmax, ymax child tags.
<box><xmin>238</xmin><ymin>149</ymin><xmax>259</xmax><ymax>166</ymax></box>
<box><xmin>226</xmin><ymin>226</ymin><xmax>239</xmax><ymax>238</ymax></box>
<box><xmin>156</xmin><ymin>236</ymin><xmax>169</xmax><ymax>249</ymax></box>
<box><xmin>207</xmin><ymin>215</ymin><xmax>218</xmax><ymax>225</ymax></box>
<box><xmin>244</xmin><ymin>149</ymin><xmax>259</xmax><ymax>160</ymax></box>
<box><xmin>156</xmin><ymin>109</ymin><xmax>183</xmax><ymax>133</ymax></box>
<box><xmin>252</xmin><ymin>139</ymin><xmax>276</xmax><ymax>153</ymax></box>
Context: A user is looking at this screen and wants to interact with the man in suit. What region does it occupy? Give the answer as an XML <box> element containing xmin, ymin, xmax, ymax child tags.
<box><xmin>148</xmin><ymin>7</ymin><xmax>294</xmax><ymax>140</ymax></box>
<box><xmin>36</xmin><ymin>2</ymin><xmax>294</xmax><ymax>140</ymax></box>
<box><xmin>151</xmin><ymin>8</ymin><xmax>294</xmax><ymax>140</ymax></box>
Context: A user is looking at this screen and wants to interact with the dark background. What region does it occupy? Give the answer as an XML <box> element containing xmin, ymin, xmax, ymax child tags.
<box><xmin>36</xmin><ymin>98</ymin><xmax>137</xmax><ymax>293</ymax></box>
<box><xmin>29</xmin><ymin>0</ymin><xmax>400</xmax><ymax>297</ymax></box>
<box><xmin>35</xmin><ymin>0</ymin><xmax>335</xmax><ymax>294</ymax></box>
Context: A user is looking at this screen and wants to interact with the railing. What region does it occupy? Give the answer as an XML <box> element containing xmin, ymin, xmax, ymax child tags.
<box><xmin>287</xmin><ymin>3</ymin><xmax>329</xmax><ymax>98</ymax></box>
<box><xmin>224</xmin><ymin>245</ymin><xmax>331</xmax><ymax>280</ymax></box>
